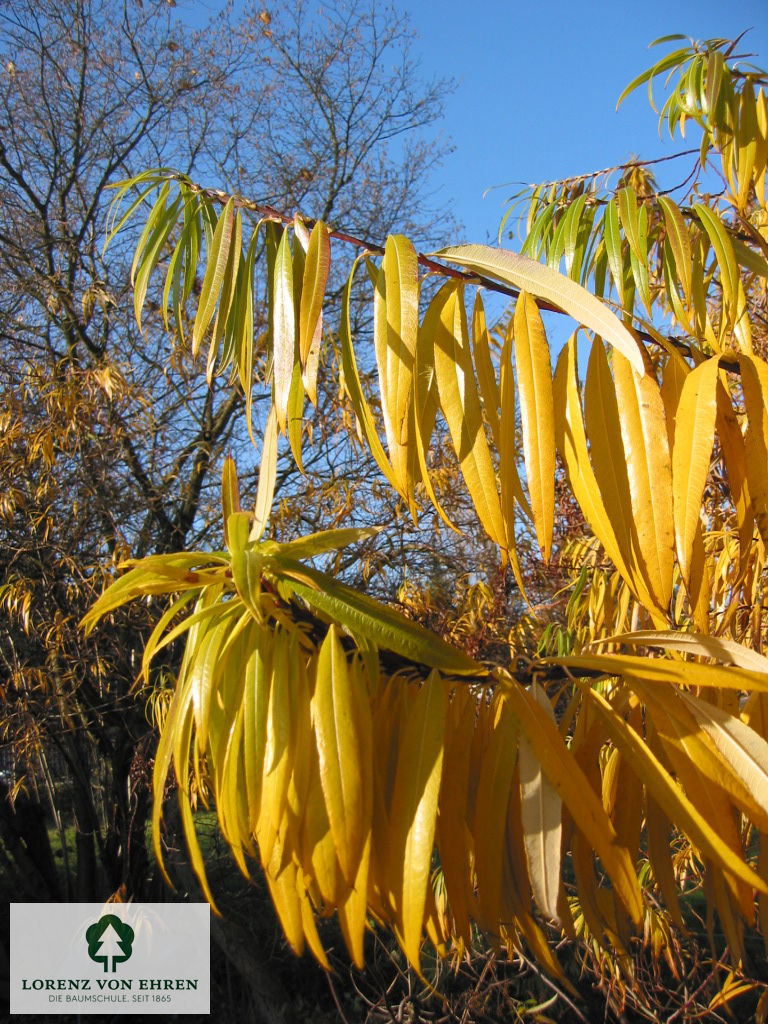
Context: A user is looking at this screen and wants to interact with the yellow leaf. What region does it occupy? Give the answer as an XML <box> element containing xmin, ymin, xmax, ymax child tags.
<box><xmin>412</xmin><ymin>287</ymin><xmax>457</xmax><ymax>530</ymax></box>
<box><xmin>584</xmin><ymin>685</ymin><xmax>768</xmax><ymax>897</ymax></box>
<box><xmin>513</xmin><ymin>293</ymin><xmax>555</xmax><ymax>561</ymax></box>
<box><xmin>336</xmin><ymin>830</ymin><xmax>371</xmax><ymax>968</ymax></box>
<box><xmin>243</xmin><ymin>627</ymin><xmax>271</xmax><ymax>834</ymax></box>
<box><xmin>433</xmin><ymin>243</ymin><xmax>644</xmax><ymax>374</ymax></box>
<box><xmin>612</xmin><ymin>348</ymin><xmax>674</xmax><ymax>609</ymax></box>
<box><xmin>473</xmin><ymin>689</ymin><xmax>520</xmax><ymax>935</ymax></box>
<box><xmin>264</xmin><ymin>846</ymin><xmax>304</xmax><ymax>956</ymax></box>
<box><xmin>589</xmin><ymin>629</ymin><xmax>768</xmax><ymax>673</ymax></box>
<box><xmin>471</xmin><ymin>292</ymin><xmax>501</xmax><ymax>447</ymax></box>
<box><xmin>221</xmin><ymin>456</ymin><xmax>241</xmax><ymax>548</ymax></box>
<box><xmin>716</xmin><ymin>375</ymin><xmax>754</xmax><ymax>576</ymax></box>
<box><xmin>679</xmin><ymin>689</ymin><xmax>768</xmax><ymax>828</ymax></box>
<box><xmin>340</xmin><ymin>255</ymin><xmax>400</xmax><ymax>493</ymax></box>
<box><xmin>273</xmin><ymin>229</ymin><xmax>296</xmax><ymax>435</ymax></box>
<box><xmin>519</xmin><ymin>682</ymin><xmax>562</xmax><ymax>921</ymax></box>
<box><xmin>387</xmin><ymin>673</ymin><xmax>446</xmax><ymax>968</ymax></box>
<box><xmin>257</xmin><ymin>629</ymin><xmax>294</xmax><ymax>864</ymax></box>
<box><xmin>432</xmin><ymin>284</ymin><xmax>506</xmax><ymax>549</ymax></box>
<box><xmin>251</xmin><ymin>405</ymin><xmax>279</xmax><ymax>542</ymax></box>
<box><xmin>383</xmin><ymin>235</ymin><xmax>419</xmax><ymax>442</ymax></box>
<box><xmin>585</xmin><ymin>339</ymin><xmax>656</xmax><ymax>610</ymax></box>
<box><xmin>498</xmin><ymin>673</ymin><xmax>643</xmax><ymax>928</ymax></box>
<box><xmin>299</xmin><ymin>220</ymin><xmax>330</xmax><ymax>367</ymax></box>
<box><xmin>552</xmin><ymin>335</ymin><xmax>626</xmax><ymax>577</ymax></box>
<box><xmin>658</xmin><ymin>196</ymin><xmax>693</xmax><ymax>306</ymax></box>
<box><xmin>436</xmin><ymin>686</ymin><xmax>475</xmax><ymax>944</ymax></box>
<box><xmin>313</xmin><ymin>626</ymin><xmax>369</xmax><ymax>887</ymax></box>
<box><xmin>499</xmin><ymin>325</ymin><xmax>533</xmax><ymax>548</ymax></box>
<box><xmin>552</xmin><ymin>650</ymin><xmax>768</xmax><ymax>694</ymax></box>
<box><xmin>740</xmin><ymin>353</ymin><xmax>768</xmax><ymax>544</ymax></box>
<box><xmin>672</xmin><ymin>356</ymin><xmax>719</xmax><ymax>585</ymax></box>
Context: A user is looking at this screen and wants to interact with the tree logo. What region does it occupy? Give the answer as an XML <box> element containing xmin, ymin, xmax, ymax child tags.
<box><xmin>85</xmin><ymin>915</ymin><xmax>135</xmax><ymax>972</ymax></box>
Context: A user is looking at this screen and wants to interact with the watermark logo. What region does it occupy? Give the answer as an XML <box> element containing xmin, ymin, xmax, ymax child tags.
<box><xmin>10</xmin><ymin>902</ymin><xmax>209</xmax><ymax>1015</ymax></box>
<box><xmin>85</xmin><ymin>914</ymin><xmax>135</xmax><ymax>972</ymax></box>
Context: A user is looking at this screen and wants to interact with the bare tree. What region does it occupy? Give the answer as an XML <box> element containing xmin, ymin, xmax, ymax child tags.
<box><xmin>0</xmin><ymin>0</ymin><xmax>451</xmax><ymax>917</ymax></box>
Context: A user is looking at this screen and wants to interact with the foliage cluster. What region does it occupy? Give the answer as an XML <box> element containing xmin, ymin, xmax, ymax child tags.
<box><xmin>82</xmin><ymin>28</ymin><xmax>768</xmax><ymax>1021</ymax></box>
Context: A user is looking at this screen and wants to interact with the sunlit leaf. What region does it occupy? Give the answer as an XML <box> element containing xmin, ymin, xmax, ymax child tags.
<box><xmin>433</xmin><ymin>244</ymin><xmax>644</xmax><ymax>374</ymax></box>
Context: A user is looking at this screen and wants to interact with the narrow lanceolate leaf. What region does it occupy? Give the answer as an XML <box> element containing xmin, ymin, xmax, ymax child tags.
<box><xmin>679</xmin><ymin>690</ymin><xmax>768</xmax><ymax>822</ymax></box>
<box><xmin>513</xmin><ymin>292</ymin><xmax>555</xmax><ymax>561</ymax></box>
<box><xmin>433</xmin><ymin>244</ymin><xmax>643</xmax><ymax>375</ymax></box>
<box><xmin>413</xmin><ymin>288</ymin><xmax>456</xmax><ymax>530</ymax></box>
<box><xmin>740</xmin><ymin>354</ymin><xmax>768</xmax><ymax>544</ymax></box>
<box><xmin>612</xmin><ymin>349</ymin><xmax>674</xmax><ymax>610</ymax></box>
<box><xmin>273</xmin><ymin>228</ymin><xmax>296</xmax><ymax>434</ymax></box>
<box><xmin>617</xmin><ymin>186</ymin><xmax>651</xmax><ymax>312</ymax></box>
<box><xmin>519</xmin><ymin>683</ymin><xmax>562</xmax><ymax>921</ymax></box>
<box><xmin>672</xmin><ymin>356</ymin><xmax>719</xmax><ymax>583</ymax></box>
<box><xmin>585</xmin><ymin>340</ymin><xmax>650</xmax><ymax>608</ymax></box>
<box><xmin>134</xmin><ymin>195</ymin><xmax>182</xmax><ymax>332</ymax></box>
<box><xmin>268</xmin><ymin>554</ymin><xmax>484</xmax><ymax>675</ymax></box>
<box><xmin>387</xmin><ymin>674</ymin><xmax>446</xmax><ymax>968</ymax></box>
<box><xmin>602</xmin><ymin>199</ymin><xmax>625</xmax><ymax>309</ymax></box>
<box><xmin>436</xmin><ymin>688</ymin><xmax>476</xmax><ymax>944</ymax></box>
<box><xmin>693</xmin><ymin>204</ymin><xmax>745</xmax><ymax>348</ymax></box>
<box><xmin>498</xmin><ymin>673</ymin><xmax>643</xmax><ymax>928</ymax></box>
<box><xmin>552</xmin><ymin>336</ymin><xmax>627</xmax><ymax>578</ymax></box>
<box><xmin>551</xmin><ymin>652</ymin><xmax>768</xmax><ymax>695</ymax></box>
<box><xmin>207</xmin><ymin>209</ymin><xmax>242</xmax><ymax>383</ymax></box>
<box><xmin>590</xmin><ymin>630</ymin><xmax>768</xmax><ymax>673</ymax></box>
<box><xmin>736</xmin><ymin>83</ymin><xmax>759</xmax><ymax>212</ymax></box>
<box><xmin>582</xmin><ymin>686</ymin><xmax>768</xmax><ymax>896</ymax></box>
<box><xmin>286</xmin><ymin>358</ymin><xmax>305</xmax><ymax>472</ymax></box>
<box><xmin>499</xmin><ymin>330</ymin><xmax>533</xmax><ymax>545</ymax></box>
<box><xmin>251</xmin><ymin>405</ymin><xmax>279</xmax><ymax>542</ymax></box>
<box><xmin>383</xmin><ymin>235</ymin><xmax>420</xmax><ymax>442</ymax></box>
<box><xmin>720</xmin><ymin>376</ymin><xmax>753</xmax><ymax>573</ymax></box>
<box><xmin>432</xmin><ymin>284</ymin><xmax>507</xmax><ymax>549</ymax></box>
<box><xmin>130</xmin><ymin>180</ymin><xmax>170</xmax><ymax>285</ymax></box>
<box><xmin>471</xmin><ymin>292</ymin><xmax>501</xmax><ymax>447</ymax></box>
<box><xmin>313</xmin><ymin>626</ymin><xmax>369</xmax><ymax>886</ymax></box>
<box><xmin>193</xmin><ymin>197</ymin><xmax>234</xmax><ymax>357</ymax></box>
<box><xmin>271</xmin><ymin>525</ymin><xmax>383</xmax><ymax>561</ymax></box>
<box><xmin>340</xmin><ymin>255</ymin><xmax>399</xmax><ymax>493</ymax></box>
<box><xmin>243</xmin><ymin>628</ymin><xmax>271</xmax><ymax>832</ymax></box>
<box><xmin>658</xmin><ymin>196</ymin><xmax>692</xmax><ymax>303</ymax></box>
<box><xmin>756</xmin><ymin>88</ymin><xmax>768</xmax><ymax>208</ymax></box>
<box><xmin>299</xmin><ymin>221</ymin><xmax>330</xmax><ymax>367</ymax></box>
<box><xmin>221</xmin><ymin>456</ymin><xmax>241</xmax><ymax>548</ymax></box>
<box><xmin>472</xmin><ymin>692</ymin><xmax>520</xmax><ymax>935</ymax></box>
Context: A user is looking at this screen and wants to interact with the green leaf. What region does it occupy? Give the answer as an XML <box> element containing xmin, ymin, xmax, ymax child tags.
<box><xmin>602</xmin><ymin>199</ymin><xmax>625</xmax><ymax>309</ymax></box>
<box><xmin>658</xmin><ymin>196</ymin><xmax>693</xmax><ymax>305</ymax></box>
<box><xmin>193</xmin><ymin>197</ymin><xmax>235</xmax><ymax>357</ymax></box>
<box><xmin>267</xmin><ymin>553</ymin><xmax>485</xmax><ymax>675</ymax></box>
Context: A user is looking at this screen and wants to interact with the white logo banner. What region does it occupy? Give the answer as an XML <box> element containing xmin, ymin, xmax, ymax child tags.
<box><xmin>10</xmin><ymin>902</ymin><xmax>210</xmax><ymax>1015</ymax></box>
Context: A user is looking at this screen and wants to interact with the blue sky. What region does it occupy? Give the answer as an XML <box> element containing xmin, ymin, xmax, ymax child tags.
<box><xmin>186</xmin><ymin>1</ymin><xmax>768</xmax><ymax>244</ymax></box>
<box><xmin>401</xmin><ymin>0</ymin><xmax>768</xmax><ymax>245</ymax></box>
